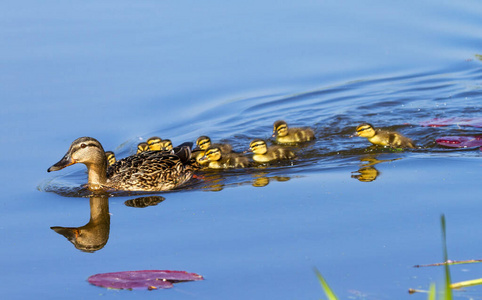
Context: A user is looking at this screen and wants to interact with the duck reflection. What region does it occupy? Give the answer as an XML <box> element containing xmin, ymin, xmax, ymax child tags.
<box><xmin>124</xmin><ymin>196</ymin><xmax>165</xmax><ymax>208</ymax></box>
<box><xmin>51</xmin><ymin>194</ymin><xmax>110</xmax><ymax>253</ymax></box>
<box><xmin>351</xmin><ymin>155</ymin><xmax>401</xmax><ymax>182</ymax></box>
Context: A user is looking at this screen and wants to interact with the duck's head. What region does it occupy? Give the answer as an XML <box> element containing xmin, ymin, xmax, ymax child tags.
<box><xmin>201</xmin><ymin>147</ymin><xmax>222</xmax><ymax>162</ymax></box>
<box><xmin>273</xmin><ymin>120</ymin><xmax>289</xmax><ymax>137</ymax></box>
<box><xmin>105</xmin><ymin>151</ymin><xmax>116</xmax><ymax>166</ymax></box>
<box><xmin>48</xmin><ymin>137</ymin><xmax>106</xmax><ymax>172</ymax></box>
<box><xmin>249</xmin><ymin>139</ymin><xmax>268</xmax><ymax>155</ymax></box>
<box><xmin>160</xmin><ymin>139</ymin><xmax>173</xmax><ymax>151</ymax></box>
<box><xmin>354</xmin><ymin>123</ymin><xmax>376</xmax><ymax>138</ymax></box>
<box><xmin>147</xmin><ymin>136</ymin><xmax>162</xmax><ymax>151</ymax></box>
<box><xmin>137</xmin><ymin>142</ymin><xmax>150</xmax><ymax>154</ymax></box>
<box><xmin>196</xmin><ymin>136</ymin><xmax>212</xmax><ymax>150</ymax></box>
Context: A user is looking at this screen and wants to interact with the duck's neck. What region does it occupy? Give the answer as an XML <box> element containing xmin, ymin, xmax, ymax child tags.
<box><xmin>85</xmin><ymin>161</ymin><xmax>107</xmax><ymax>191</ymax></box>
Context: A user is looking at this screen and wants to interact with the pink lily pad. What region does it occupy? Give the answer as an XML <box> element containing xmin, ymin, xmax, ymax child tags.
<box><xmin>420</xmin><ymin>117</ymin><xmax>482</xmax><ymax>128</ymax></box>
<box><xmin>88</xmin><ymin>270</ymin><xmax>204</xmax><ymax>290</ymax></box>
<box><xmin>436</xmin><ymin>136</ymin><xmax>482</xmax><ymax>148</ymax></box>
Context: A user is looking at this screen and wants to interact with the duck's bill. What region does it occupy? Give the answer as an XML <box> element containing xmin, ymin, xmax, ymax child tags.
<box><xmin>48</xmin><ymin>153</ymin><xmax>76</xmax><ymax>172</ymax></box>
<box><xmin>349</xmin><ymin>132</ymin><xmax>359</xmax><ymax>138</ymax></box>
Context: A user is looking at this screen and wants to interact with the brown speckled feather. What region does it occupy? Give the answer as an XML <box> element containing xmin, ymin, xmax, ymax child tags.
<box><xmin>106</xmin><ymin>150</ymin><xmax>193</xmax><ymax>191</ymax></box>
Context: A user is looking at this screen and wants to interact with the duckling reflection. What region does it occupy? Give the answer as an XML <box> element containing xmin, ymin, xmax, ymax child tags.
<box><xmin>200</xmin><ymin>173</ymin><xmax>225</xmax><ymax>191</ymax></box>
<box><xmin>51</xmin><ymin>195</ymin><xmax>110</xmax><ymax>253</ymax></box>
<box><xmin>252</xmin><ymin>173</ymin><xmax>291</xmax><ymax>187</ymax></box>
<box><xmin>351</xmin><ymin>155</ymin><xmax>402</xmax><ymax>182</ymax></box>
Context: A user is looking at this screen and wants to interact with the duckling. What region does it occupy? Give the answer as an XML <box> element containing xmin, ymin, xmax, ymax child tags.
<box><xmin>137</xmin><ymin>142</ymin><xmax>150</xmax><ymax>154</ymax></box>
<box><xmin>354</xmin><ymin>123</ymin><xmax>415</xmax><ymax>149</ymax></box>
<box><xmin>248</xmin><ymin>139</ymin><xmax>296</xmax><ymax>163</ymax></box>
<box><xmin>105</xmin><ymin>151</ymin><xmax>116</xmax><ymax>166</ymax></box>
<box><xmin>191</xmin><ymin>149</ymin><xmax>209</xmax><ymax>167</ymax></box>
<box><xmin>147</xmin><ymin>136</ymin><xmax>163</xmax><ymax>151</ymax></box>
<box><xmin>201</xmin><ymin>146</ymin><xmax>250</xmax><ymax>169</ymax></box>
<box><xmin>196</xmin><ymin>136</ymin><xmax>233</xmax><ymax>153</ymax></box>
<box><xmin>160</xmin><ymin>139</ymin><xmax>173</xmax><ymax>151</ymax></box>
<box><xmin>47</xmin><ymin>137</ymin><xmax>194</xmax><ymax>192</ymax></box>
<box><xmin>272</xmin><ymin>120</ymin><xmax>315</xmax><ymax>144</ymax></box>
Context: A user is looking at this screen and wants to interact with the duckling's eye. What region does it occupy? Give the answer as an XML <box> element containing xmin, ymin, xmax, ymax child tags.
<box><xmin>80</xmin><ymin>143</ymin><xmax>87</xmax><ymax>149</ymax></box>
<box><xmin>277</xmin><ymin>125</ymin><xmax>287</xmax><ymax>131</ymax></box>
<box><xmin>357</xmin><ymin>127</ymin><xmax>370</xmax><ymax>133</ymax></box>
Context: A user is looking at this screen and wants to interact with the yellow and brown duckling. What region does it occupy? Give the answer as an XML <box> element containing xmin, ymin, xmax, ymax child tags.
<box><xmin>136</xmin><ymin>142</ymin><xmax>150</xmax><ymax>154</ymax></box>
<box><xmin>191</xmin><ymin>149</ymin><xmax>209</xmax><ymax>167</ymax></box>
<box><xmin>248</xmin><ymin>139</ymin><xmax>296</xmax><ymax>163</ymax></box>
<box><xmin>354</xmin><ymin>123</ymin><xmax>415</xmax><ymax>149</ymax></box>
<box><xmin>48</xmin><ymin>137</ymin><xmax>194</xmax><ymax>192</ymax></box>
<box><xmin>200</xmin><ymin>146</ymin><xmax>250</xmax><ymax>169</ymax></box>
<box><xmin>196</xmin><ymin>136</ymin><xmax>233</xmax><ymax>153</ymax></box>
<box><xmin>104</xmin><ymin>151</ymin><xmax>116</xmax><ymax>166</ymax></box>
<box><xmin>160</xmin><ymin>139</ymin><xmax>173</xmax><ymax>151</ymax></box>
<box><xmin>146</xmin><ymin>136</ymin><xmax>163</xmax><ymax>151</ymax></box>
<box><xmin>272</xmin><ymin>120</ymin><xmax>315</xmax><ymax>144</ymax></box>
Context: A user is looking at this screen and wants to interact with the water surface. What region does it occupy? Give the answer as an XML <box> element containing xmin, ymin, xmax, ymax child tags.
<box><xmin>1</xmin><ymin>1</ymin><xmax>481</xmax><ymax>299</ymax></box>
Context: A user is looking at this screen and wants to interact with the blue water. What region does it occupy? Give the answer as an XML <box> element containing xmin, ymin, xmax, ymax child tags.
<box><xmin>1</xmin><ymin>0</ymin><xmax>482</xmax><ymax>299</ymax></box>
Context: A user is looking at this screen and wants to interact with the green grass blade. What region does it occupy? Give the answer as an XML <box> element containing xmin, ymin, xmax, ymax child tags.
<box><xmin>441</xmin><ymin>214</ymin><xmax>453</xmax><ymax>300</ymax></box>
<box><xmin>314</xmin><ymin>268</ymin><xmax>338</xmax><ymax>300</ymax></box>
<box><xmin>427</xmin><ymin>283</ymin><xmax>436</xmax><ymax>300</ymax></box>
<box><xmin>451</xmin><ymin>278</ymin><xmax>482</xmax><ymax>289</ymax></box>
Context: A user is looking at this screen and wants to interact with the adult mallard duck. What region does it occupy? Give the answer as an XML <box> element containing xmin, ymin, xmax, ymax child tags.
<box><xmin>104</xmin><ymin>151</ymin><xmax>116</xmax><ymax>166</ymax></box>
<box><xmin>272</xmin><ymin>120</ymin><xmax>315</xmax><ymax>144</ymax></box>
<box><xmin>200</xmin><ymin>146</ymin><xmax>249</xmax><ymax>169</ymax></box>
<box><xmin>248</xmin><ymin>139</ymin><xmax>296</xmax><ymax>163</ymax></box>
<box><xmin>196</xmin><ymin>136</ymin><xmax>233</xmax><ymax>153</ymax></box>
<box><xmin>354</xmin><ymin>123</ymin><xmax>415</xmax><ymax>149</ymax></box>
<box><xmin>137</xmin><ymin>142</ymin><xmax>150</xmax><ymax>154</ymax></box>
<box><xmin>47</xmin><ymin>137</ymin><xmax>194</xmax><ymax>192</ymax></box>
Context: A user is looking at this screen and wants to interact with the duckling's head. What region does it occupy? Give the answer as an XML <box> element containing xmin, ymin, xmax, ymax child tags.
<box><xmin>203</xmin><ymin>147</ymin><xmax>222</xmax><ymax>161</ymax></box>
<box><xmin>160</xmin><ymin>139</ymin><xmax>173</xmax><ymax>151</ymax></box>
<box><xmin>355</xmin><ymin>123</ymin><xmax>376</xmax><ymax>138</ymax></box>
<box><xmin>137</xmin><ymin>142</ymin><xmax>150</xmax><ymax>154</ymax></box>
<box><xmin>105</xmin><ymin>151</ymin><xmax>116</xmax><ymax>166</ymax></box>
<box><xmin>196</xmin><ymin>136</ymin><xmax>212</xmax><ymax>150</ymax></box>
<box><xmin>249</xmin><ymin>139</ymin><xmax>268</xmax><ymax>155</ymax></box>
<box><xmin>273</xmin><ymin>120</ymin><xmax>289</xmax><ymax>137</ymax></box>
<box><xmin>147</xmin><ymin>136</ymin><xmax>162</xmax><ymax>151</ymax></box>
<box><xmin>48</xmin><ymin>137</ymin><xmax>106</xmax><ymax>172</ymax></box>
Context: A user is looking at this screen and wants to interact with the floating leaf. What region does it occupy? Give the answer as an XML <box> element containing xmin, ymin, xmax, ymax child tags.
<box><xmin>436</xmin><ymin>136</ymin><xmax>482</xmax><ymax>148</ymax></box>
<box><xmin>420</xmin><ymin>118</ymin><xmax>482</xmax><ymax>128</ymax></box>
<box><xmin>88</xmin><ymin>270</ymin><xmax>203</xmax><ymax>290</ymax></box>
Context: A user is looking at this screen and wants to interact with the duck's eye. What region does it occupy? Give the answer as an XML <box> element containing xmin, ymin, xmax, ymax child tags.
<box><xmin>80</xmin><ymin>143</ymin><xmax>87</xmax><ymax>148</ymax></box>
